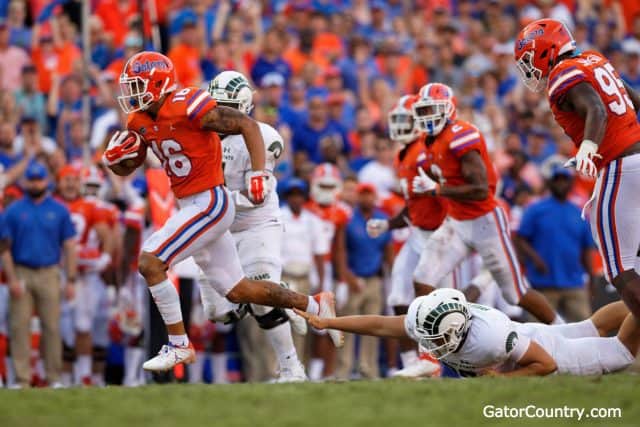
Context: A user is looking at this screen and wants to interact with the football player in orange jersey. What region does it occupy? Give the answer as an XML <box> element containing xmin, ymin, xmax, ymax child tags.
<box><xmin>57</xmin><ymin>165</ymin><xmax>114</xmax><ymax>385</ymax></box>
<box><xmin>103</xmin><ymin>51</ymin><xmax>341</xmax><ymax>371</ymax></box>
<box><xmin>515</xmin><ymin>19</ymin><xmax>640</xmax><ymax>326</ymax></box>
<box><xmin>304</xmin><ymin>163</ymin><xmax>351</xmax><ymax>379</ymax></box>
<box><xmin>366</xmin><ymin>95</ymin><xmax>446</xmax><ymax>378</ymax></box>
<box><xmin>409</xmin><ymin>83</ymin><xmax>560</xmax><ymax>325</ymax></box>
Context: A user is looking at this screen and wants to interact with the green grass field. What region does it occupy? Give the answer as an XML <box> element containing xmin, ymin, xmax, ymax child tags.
<box><xmin>1</xmin><ymin>375</ymin><xmax>638</xmax><ymax>427</ymax></box>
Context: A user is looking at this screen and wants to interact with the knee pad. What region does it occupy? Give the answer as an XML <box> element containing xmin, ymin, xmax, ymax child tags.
<box><xmin>251</xmin><ymin>306</ymin><xmax>289</xmax><ymax>330</ymax></box>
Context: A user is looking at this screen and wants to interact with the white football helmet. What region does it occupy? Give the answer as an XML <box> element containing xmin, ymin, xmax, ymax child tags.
<box><xmin>388</xmin><ymin>95</ymin><xmax>421</xmax><ymax>144</ymax></box>
<box><xmin>407</xmin><ymin>288</ymin><xmax>471</xmax><ymax>359</ymax></box>
<box><xmin>208</xmin><ymin>70</ymin><xmax>254</xmax><ymax>114</ymax></box>
<box><xmin>310</xmin><ymin>163</ymin><xmax>342</xmax><ymax>206</ymax></box>
<box><xmin>413</xmin><ymin>83</ymin><xmax>456</xmax><ymax>136</ymax></box>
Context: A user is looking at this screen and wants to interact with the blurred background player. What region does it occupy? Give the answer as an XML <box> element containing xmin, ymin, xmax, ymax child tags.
<box><xmin>56</xmin><ymin>165</ymin><xmax>113</xmax><ymax>386</ymax></box>
<box><xmin>206</xmin><ymin>70</ymin><xmax>306</xmax><ymax>382</ymax></box>
<box><xmin>304</xmin><ymin>163</ymin><xmax>351</xmax><ymax>380</ymax></box>
<box><xmin>515</xmin><ymin>19</ymin><xmax>640</xmax><ymax>325</ymax></box>
<box><xmin>409</xmin><ymin>83</ymin><xmax>561</xmax><ymax>325</ymax></box>
<box><xmin>366</xmin><ymin>95</ymin><xmax>447</xmax><ymax>378</ymax></box>
<box><xmin>104</xmin><ymin>52</ymin><xmax>340</xmax><ymax>372</ymax></box>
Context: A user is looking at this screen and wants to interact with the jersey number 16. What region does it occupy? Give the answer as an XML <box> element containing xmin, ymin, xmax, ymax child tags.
<box><xmin>150</xmin><ymin>139</ymin><xmax>193</xmax><ymax>177</ymax></box>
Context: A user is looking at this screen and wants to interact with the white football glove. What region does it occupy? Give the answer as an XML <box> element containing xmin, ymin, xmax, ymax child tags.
<box><xmin>103</xmin><ymin>130</ymin><xmax>141</xmax><ymax>166</ymax></box>
<box><xmin>366</xmin><ymin>219</ymin><xmax>389</xmax><ymax>238</ymax></box>
<box><xmin>245</xmin><ymin>170</ymin><xmax>275</xmax><ymax>204</ymax></box>
<box><xmin>412</xmin><ymin>167</ymin><xmax>439</xmax><ymax>195</ymax></box>
<box><xmin>564</xmin><ymin>140</ymin><xmax>601</xmax><ymax>178</ymax></box>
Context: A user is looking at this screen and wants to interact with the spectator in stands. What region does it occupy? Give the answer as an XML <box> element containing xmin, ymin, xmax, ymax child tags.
<box><xmin>292</xmin><ymin>94</ymin><xmax>349</xmax><ymax>164</ymax></box>
<box><xmin>14</xmin><ymin>116</ymin><xmax>56</xmax><ymax>160</ymax></box>
<box><xmin>335</xmin><ymin>182</ymin><xmax>392</xmax><ymax>380</ymax></box>
<box><xmin>167</xmin><ymin>14</ymin><xmax>203</xmax><ymax>87</ymax></box>
<box><xmin>357</xmin><ymin>136</ymin><xmax>396</xmax><ymax>196</ymax></box>
<box><xmin>0</xmin><ymin>162</ymin><xmax>77</xmax><ymax>388</ymax></box>
<box><xmin>251</xmin><ymin>28</ymin><xmax>291</xmax><ymax>85</ymax></box>
<box><xmin>6</xmin><ymin>0</ymin><xmax>31</xmax><ymax>51</ymax></box>
<box><xmin>0</xmin><ymin>18</ymin><xmax>29</xmax><ymax>92</ymax></box>
<box><xmin>13</xmin><ymin>65</ymin><xmax>47</xmax><ymax>134</ymax></box>
<box><xmin>514</xmin><ymin>157</ymin><xmax>596</xmax><ymax>322</ymax></box>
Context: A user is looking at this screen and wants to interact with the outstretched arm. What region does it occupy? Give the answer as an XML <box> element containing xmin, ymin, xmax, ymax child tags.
<box><xmin>201</xmin><ymin>106</ymin><xmax>265</xmax><ymax>171</ymax></box>
<box><xmin>294</xmin><ymin>310</ymin><xmax>408</xmax><ymax>338</ymax></box>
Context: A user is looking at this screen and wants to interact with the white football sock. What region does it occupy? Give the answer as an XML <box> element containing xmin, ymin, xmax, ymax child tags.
<box><xmin>92</xmin><ymin>373</ymin><xmax>105</xmax><ymax>387</ymax></box>
<box><xmin>76</xmin><ymin>355</ymin><xmax>92</xmax><ymax>381</ymax></box>
<box><xmin>306</xmin><ymin>296</ymin><xmax>319</xmax><ymax>315</ymax></box>
<box><xmin>188</xmin><ymin>351</ymin><xmax>205</xmax><ymax>383</ymax></box>
<box><xmin>211</xmin><ymin>353</ymin><xmax>228</xmax><ymax>384</ymax></box>
<box><xmin>265</xmin><ymin>323</ymin><xmax>300</xmax><ymax>371</ymax></box>
<box><xmin>308</xmin><ymin>358</ymin><xmax>324</xmax><ymax>381</ymax></box>
<box><xmin>400</xmin><ymin>350</ymin><xmax>418</xmax><ymax>368</ymax></box>
<box><xmin>168</xmin><ymin>334</ymin><xmax>189</xmax><ymax>347</ymax></box>
<box><xmin>123</xmin><ymin>347</ymin><xmax>145</xmax><ymax>386</ymax></box>
<box><xmin>148</xmin><ymin>279</ymin><xmax>183</xmax><ymax>325</ymax></box>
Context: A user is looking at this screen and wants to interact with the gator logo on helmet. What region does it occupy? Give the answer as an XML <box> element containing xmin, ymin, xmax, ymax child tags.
<box><xmin>132</xmin><ymin>60</ymin><xmax>169</xmax><ymax>74</ymax></box>
<box><xmin>517</xmin><ymin>28</ymin><xmax>544</xmax><ymax>50</ymax></box>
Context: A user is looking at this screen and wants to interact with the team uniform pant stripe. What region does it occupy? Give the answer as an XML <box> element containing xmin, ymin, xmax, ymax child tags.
<box><xmin>492</xmin><ymin>207</ymin><xmax>526</xmax><ymax>299</ymax></box>
<box><xmin>164</xmin><ymin>188</ymin><xmax>228</xmax><ymax>265</ymax></box>
<box><xmin>596</xmin><ymin>162</ymin><xmax>621</xmax><ymax>280</ymax></box>
<box><xmin>496</xmin><ymin>206</ymin><xmax>528</xmax><ymax>296</ymax></box>
<box><xmin>151</xmin><ymin>189</ymin><xmax>217</xmax><ymax>258</ymax></box>
<box><xmin>608</xmin><ymin>160</ymin><xmax>624</xmax><ymax>275</ymax></box>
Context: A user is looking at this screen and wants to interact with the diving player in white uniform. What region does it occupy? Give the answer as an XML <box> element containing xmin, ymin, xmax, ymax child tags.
<box><xmin>203</xmin><ymin>71</ymin><xmax>307</xmax><ymax>382</ymax></box>
<box><xmin>297</xmin><ymin>288</ymin><xmax>640</xmax><ymax>377</ymax></box>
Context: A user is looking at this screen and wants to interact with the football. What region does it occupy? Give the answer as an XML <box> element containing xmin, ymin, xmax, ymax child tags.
<box><xmin>107</xmin><ymin>130</ymin><xmax>148</xmax><ymax>176</ymax></box>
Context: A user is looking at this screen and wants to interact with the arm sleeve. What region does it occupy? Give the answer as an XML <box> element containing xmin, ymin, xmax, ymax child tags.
<box><xmin>548</xmin><ymin>64</ymin><xmax>587</xmax><ymax>104</ymax></box>
<box><xmin>449</xmin><ymin>126</ymin><xmax>484</xmax><ymax>158</ymax></box>
<box><xmin>516</xmin><ymin>205</ymin><xmax>536</xmax><ymax>239</ymax></box>
<box><xmin>581</xmin><ymin>220</ymin><xmax>596</xmax><ymax>249</ymax></box>
<box><xmin>310</xmin><ymin>213</ymin><xmax>331</xmax><ymax>256</ymax></box>
<box><xmin>60</xmin><ymin>207</ymin><xmax>77</xmax><ymax>242</ymax></box>
<box><xmin>183</xmin><ymin>88</ymin><xmax>218</xmax><ymax>124</ymax></box>
<box><xmin>262</xmin><ymin>125</ymin><xmax>285</xmax><ymax>172</ymax></box>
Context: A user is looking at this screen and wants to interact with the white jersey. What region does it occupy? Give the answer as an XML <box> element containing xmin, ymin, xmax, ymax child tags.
<box><xmin>405</xmin><ymin>303</ymin><xmax>634</xmax><ymax>376</ymax></box>
<box><xmin>222</xmin><ymin>122</ymin><xmax>284</xmax><ymax>233</ymax></box>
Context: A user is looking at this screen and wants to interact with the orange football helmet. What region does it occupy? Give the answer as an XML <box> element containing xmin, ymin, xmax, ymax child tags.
<box><xmin>413</xmin><ymin>83</ymin><xmax>457</xmax><ymax>136</ymax></box>
<box><xmin>388</xmin><ymin>95</ymin><xmax>421</xmax><ymax>145</ymax></box>
<box><xmin>514</xmin><ymin>19</ymin><xmax>576</xmax><ymax>92</ymax></box>
<box><xmin>118</xmin><ymin>51</ymin><xmax>178</xmax><ymax>113</ymax></box>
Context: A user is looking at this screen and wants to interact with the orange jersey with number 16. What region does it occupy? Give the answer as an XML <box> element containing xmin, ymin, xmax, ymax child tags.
<box><xmin>126</xmin><ymin>87</ymin><xmax>224</xmax><ymax>199</ymax></box>
<box><xmin>547</xmin><ymin>51</ymin><xmax>640</xmax><ymax>169</ymax></box>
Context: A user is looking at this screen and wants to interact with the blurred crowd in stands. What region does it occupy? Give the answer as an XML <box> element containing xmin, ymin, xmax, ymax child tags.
<box><xmin>0</xmin><ymin>0</ymin><xmax>639</xmax><ymax>386</ymax></box>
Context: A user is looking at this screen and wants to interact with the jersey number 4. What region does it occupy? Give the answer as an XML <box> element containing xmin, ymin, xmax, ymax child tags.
<box><xmin>150</xmin><ymin>139</ymin><xmax>192</xmax><ymax>177</ymax></box>
<box><xmin>594</xmin><ymin>64</ymin><xmax>633</xmax><ymax>116</ymax></box>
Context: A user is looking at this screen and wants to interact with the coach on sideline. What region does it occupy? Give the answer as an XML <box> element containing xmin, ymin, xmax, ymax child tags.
<box><xmin>0</xmin><ymin>162</ymin><xmax>77</xmax><ymax>388</ymax></box>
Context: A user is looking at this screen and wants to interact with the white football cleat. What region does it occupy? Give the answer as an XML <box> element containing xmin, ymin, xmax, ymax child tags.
<box><xmin>315</xmin><ymin>292</ymin><xmax>344</xmax><ymax>348</ymax></box>
<box><xmin>275</xmin><ymin>362</ymin><xmax>308</xmax><ymax>383</ymax></box>
<box><xmin>142</xmin><ymin>343</ymin><xmax>196</xmax><ymax>372</ymax></box>
<box><xmin>392</xmin><ymin>358</ymin><xmax>441</xmax><ymax>378</ymax></box>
